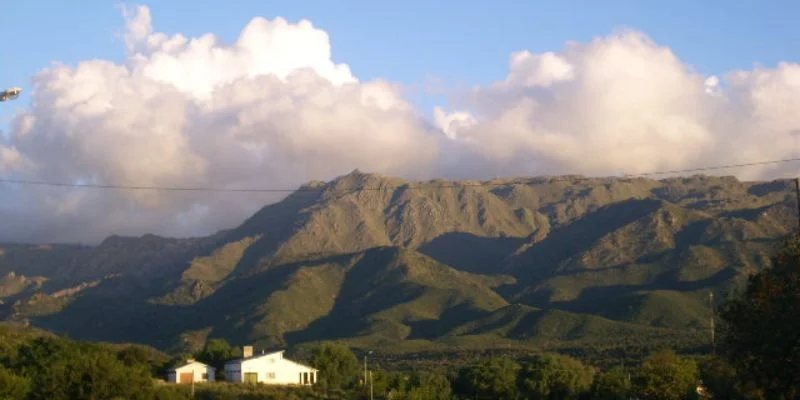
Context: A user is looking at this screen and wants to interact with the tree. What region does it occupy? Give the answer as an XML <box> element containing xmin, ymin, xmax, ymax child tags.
<box><xmin>13</xmin><ymin>337</ymin><xmax>154</xmax><ymax>400</ymax></box>
<box><xmin>194</xmin><ymin>338</ymin><xmax>242</xmax><ymax>379</ymax></box>
<box><xmin>454</xmin><ymin>356</ymin><xmax>520</xmax><ymax>399</ymax></box>
<box><xmin>64</xmin><ymin>345</ymin><xmax>154</xmax><ymax>400</ymax></box>
<box><xmin>0</xmin><ymin>366</ymin><xmax>30</xmax><ymax>399</ymax></box>
<box><xmin>591</xmin><ymin>366</ymin><xmax>632</xmax><ymax>400</ymax></box>
<box><xmin>698</xmin><ymin>356</ymin><xmax>763</xmax><ymax>400</ymax></box>
<box><xmin>632</xmin><ymin>349</ymin><xmax>699</xmax><ymax>400</ymax></box>
<box><xmin>517</xmin><ymin>353</ymin><xmax>595</xmax><ymax>399</ymax></box>
<box><xmin>407</xmin><ymin>372</ymin><xmax>452</xmax><ymax>400</ymax></box>
<box><xmin>368</xmin><ymin>369</ymin><xmax>410</xmax><ymax>399</ymax></box>
<box><xmin>718</xmin><ymin>235</ymin><xmax>800</xmax><ymax>399</ymax></box>
<box><xmin>309</xmin><ymin>342</ymin><xmax>360</xmax><ymax>391</ymax></box>
<box><xmin>118</xmin><ymin>345</ymin><xmax>152</xmax><ymax>367</ymax></box>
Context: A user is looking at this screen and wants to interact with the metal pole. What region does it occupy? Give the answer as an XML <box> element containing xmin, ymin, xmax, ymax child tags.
<box><xmin>364</xmin><ymin>354</ymin><xmax>367</xmax><ymax>387</ymax></box>
<box><xmin>709</xmin><ymin>291</ymin><xmax>716</xmax><ymax>356</ymax></box>
<box><xmin>370</xmin><ymin>371</ymin><xmax>373</xmax><ymax>400</ymax></box>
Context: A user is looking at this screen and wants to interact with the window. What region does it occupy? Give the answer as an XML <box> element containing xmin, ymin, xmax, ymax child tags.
<box><xmin>202</xmin><ymin>373</ymin><xmax>208</xmax><ymax>380</ymax></box>
<box><xmin>267</xmin><ymin>372</ymin><xmax>276</xmax><ymax>379</ymax></box>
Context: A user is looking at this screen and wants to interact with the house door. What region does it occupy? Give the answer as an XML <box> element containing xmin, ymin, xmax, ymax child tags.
<box><xmin>244</xmin><ymin>372</ymin><xmax>258</xmax><ymax>384</ymax></box>
<box><xmin>180</xmin><ymin>373</ymin><xmax>193</xmax><ymax>384</ymax></box>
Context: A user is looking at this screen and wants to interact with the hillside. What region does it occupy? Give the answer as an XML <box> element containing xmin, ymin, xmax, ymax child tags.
<box><xmin>0</xmin><ymin>171</ymin><xmax>795</xmax><ymax>358</ymax></box>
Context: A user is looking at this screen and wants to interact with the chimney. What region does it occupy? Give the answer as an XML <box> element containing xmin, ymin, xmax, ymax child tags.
<box><xmin>243</xmin><ymin>346</ymin><xmax>253</xmax><ymax>358</ymax></box>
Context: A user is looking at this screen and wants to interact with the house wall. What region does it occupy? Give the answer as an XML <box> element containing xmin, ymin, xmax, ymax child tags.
<box><xmin>225</xmin><ymin>352</ymin><xmax>317</xmax><ymax>385</ymax></box>
<box><xmin>272</xmin><ymin>359</ymin><xmax>317</xmax><ymax>385</ymax></box>
<box><xmin>169</xmin><ymin>362</ymin><xmax>216</xmax><ymax>383</ymax></box>
<box><xmin>223</xmin><ymin>363</ymin><xmax>242</xmax><ymax>383</ymax></box>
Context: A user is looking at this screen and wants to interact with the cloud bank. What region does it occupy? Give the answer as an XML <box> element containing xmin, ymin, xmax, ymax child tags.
<box><xmin>1</xmin><ymin>5</ymin><xmax>799</xmax><ymax>243</ymax></box>
<box><xmin>435</xmin><ymin>31</ymin><xmax>800</xmax><ymax>179</ymax></box>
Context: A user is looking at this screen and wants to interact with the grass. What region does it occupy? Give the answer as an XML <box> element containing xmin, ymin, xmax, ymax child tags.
<box><xmin>154</xmin><ymin>381</ymin><xmax>334</xmax><ymax>400</ymax></box>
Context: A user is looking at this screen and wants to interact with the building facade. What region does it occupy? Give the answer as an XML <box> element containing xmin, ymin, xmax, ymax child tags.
<box><xmin>224</xmin><ymin>346</ymin><xmax>318</xmax><ymax>385</ymax></box>
<box><xmin>167</xmin><ymin>360</ymin><xmax>216</xmax><ymax>383</ymax></box>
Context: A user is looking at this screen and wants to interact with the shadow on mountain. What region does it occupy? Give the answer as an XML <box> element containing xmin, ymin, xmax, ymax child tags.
<box><xmin>406</xmin><ymin>303</ymin><xmax>491</xmax><ymax>339</ymax></box>
<box><xmin>508</xmin><ymin>198</ymin><xmax>664</xmax><ymax>279</ymax></box>
<box><xmin>285</xmin><ymin>248</ymin><xmax>423</xmax><ymax>343</ymax></box>
<box><xmin>548</xmin><ymin>266</ymin><xmax>737</xmax><ymax>317</ymax></box>
<box><xmin>454</xmin><ymin>304</ymin><xmax>538</xmax><ymax>337</ymax></box>
<box><xmin>31</xmin><ymin>277</ymin><xmax>194</xmax><ymax>348</ymax></box>
<box><xmin>748</xmin><ymin>180</ymin><xmax>793</xmax><ymax>197</ymax></box>
<box><xmin>284</xmin><ymin>246</ymin><xmax>507</xmax><ymax>345</ymax></box>
<box><xmin>194</xmin><ymin>252</ymin><xmax>358</xmax><ymax>346</ymax></box>
<box><xmin>450</xmin><ymin>303</ymin><xmax>680</xmax><ymax>345</ymax></box>
<box><xmin>719</xmin><ymin>207</ymin><xmax>764</xmax><ymax>222</ymax></box>
<box><xmin>418</xmin><ymin>232</ymin><xmax>525</xmax><ymax>274</ymax></box>
<box><xmin>224</xmin><ymin>189</ymin><xmax>325</xmax><ymax>275</ymax></box>
<box><xmin>719</xmin><ymin>203</ymin><xmax>796</xmax><ymax>231</ymax></box>
<box><xmin>506</xmin><ymin>309</ymin><xmax>553</xmax><ymax>339</ymax></box>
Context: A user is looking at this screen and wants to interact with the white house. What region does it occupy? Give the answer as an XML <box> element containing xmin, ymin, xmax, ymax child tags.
<box><xmin>224</xmin><ymin>346</ymin><xmax>318</xmax><ymax>385</ymax></box>
<box><xmin>167</xmin><ymin>359</ymin><xmax>216</xmax><ymax>384</ymax></box>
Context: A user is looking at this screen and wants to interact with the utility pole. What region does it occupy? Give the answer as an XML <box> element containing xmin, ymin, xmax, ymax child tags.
<box><xmin>709</xmin><ymin>291</ymin><xmax>716</xmax><ymax>356</ymax></box>
<box><xmin>795</xmin><ymin>178</ymin><xmax>800</xmax><ymax>232</ymax></box>
<box><xmin>363</xmin><ymin>350</ymin><xmax>373</xmax><ymax>388</ymax></box>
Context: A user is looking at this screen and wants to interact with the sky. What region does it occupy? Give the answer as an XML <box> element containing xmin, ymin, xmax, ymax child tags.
<box><xmin>0</xmin><ymin>0</ymin><xmax>799</xmax><ymax>244</ymax></box>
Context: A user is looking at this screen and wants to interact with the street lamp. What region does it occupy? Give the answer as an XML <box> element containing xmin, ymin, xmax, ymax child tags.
<box><xmin>0</xmin><ymin>87</ymin><xmax>22</xmax><ymax>102</ymax></box>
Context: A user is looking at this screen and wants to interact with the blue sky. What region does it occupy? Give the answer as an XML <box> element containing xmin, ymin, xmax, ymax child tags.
<box><xmin>1</xmin><ymin>0</ymin><xmax>798</xmax><ymax>129</ymax></box>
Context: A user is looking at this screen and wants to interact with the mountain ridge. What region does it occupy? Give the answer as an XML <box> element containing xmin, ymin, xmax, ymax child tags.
<box><xmin>0</xmin><ymin>171</ymin><xmax>795</xmax><ymax>357</ymax></box>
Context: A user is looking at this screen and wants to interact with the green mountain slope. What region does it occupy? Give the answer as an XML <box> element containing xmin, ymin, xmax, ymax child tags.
<box><xmin>0</xmin><ymin>171</ymin><xmax>795</xmax><ymax>357</ymax></box>
<box><xmin>184</xmin><ymin>247</ymin><xmax>515</xmax><ymax>348</ymax></box>
<box><xmin>448</xmin><ymin>303</ymin><xmax>693</xmax><ymax>345</ymax></box>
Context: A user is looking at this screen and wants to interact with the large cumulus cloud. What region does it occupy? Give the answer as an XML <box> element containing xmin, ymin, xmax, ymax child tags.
<box><xmin>0</xmin><ymin>5</ymin><xmax>440</xmax><ymax>243</ymax></box>
<box><xmin>436</xmin><ymin>30</ymin><xmax>800</xmax><ymax>179</ymax></box>
<box><xmin>1</xmin><ymin>7</ymin><xmax>799</xmax><ymax>244</ymax></box>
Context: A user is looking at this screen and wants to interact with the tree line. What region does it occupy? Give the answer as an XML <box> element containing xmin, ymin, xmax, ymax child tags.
<box><xmin>1</xmin><ymin>234</ymin><xmax>799</xmax><ymax>399</ymax></box>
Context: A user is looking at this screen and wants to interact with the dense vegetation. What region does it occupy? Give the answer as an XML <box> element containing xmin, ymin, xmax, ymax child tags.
<box><xmin>0</xmin><ymin>230</ymin><xmax>796</xmax><ymax>399</ymax></box>
<box><xmin>0</xmin><ymin>332</ymin><xmax>776</xmax><ymax>399</ymax></box>
<box><xmin>717</xmin><ymin>235</ymin><xmax>800</xmax><ymax>399</ymax></box>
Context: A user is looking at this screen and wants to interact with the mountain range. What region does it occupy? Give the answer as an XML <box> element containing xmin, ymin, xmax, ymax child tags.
<box><xmin>0</xmin><ymin>170</ymin><xmax>796</xmax><ymax>360</ymax></box>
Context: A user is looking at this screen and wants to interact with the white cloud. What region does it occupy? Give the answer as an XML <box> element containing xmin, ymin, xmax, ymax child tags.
<box><xmin>501</xmin><ymin>51</ymin><xmax>575</xmax><ymax>88</ymax></box>
<box><xmin>704</xmin><ymin>75</ymin><xmax>720</xmax><ymax>95</ymax></box>
<box><xmin>120</xmin><ymin>4</ymin><xmax>153</xmax><ymax>52</ymax></box>
<box><xmin>433</xmin><ymin>106</ymin><xmax>476</xmax><ymax>140</ymax></box>
<box><xmin>1</xmin><ymin>10</ymin><xmax>800</xmax><ymax>244</ymax></box>
<box><xmin>437</xmin><ymin>30</ymin><xmax>800</xmax><ymax>179</ymax></box>
<box><xmin>0</xmin><ymin>5</ymin><xmax>439</xmax><ymax>243</ymax></box>
<box><xmin>0</xmin><ymin>145</ymin><xmax>26</xmax><ymax>172</ymax></box>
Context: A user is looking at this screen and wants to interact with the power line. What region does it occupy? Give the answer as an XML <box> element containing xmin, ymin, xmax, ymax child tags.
<box><xmin>626</xmin><ymin>157</ymin><xmax>800</xmax><ymax>177</ymax></box>
<box><xmin>1</xmin><ymin>156</ymin><xmax>799</xmax><ymax>193</ymax></box>
<box><xmin>795</xmin><ymin>178</ymin><xmax>800</xmax><ymax>232</ymax></box>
